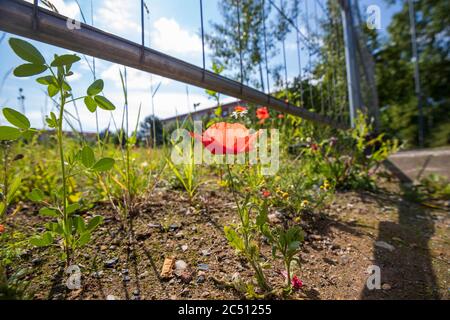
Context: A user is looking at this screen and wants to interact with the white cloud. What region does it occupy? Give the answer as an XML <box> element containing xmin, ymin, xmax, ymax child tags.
<box><xmin>100</xmin><ymin>64</ymin><xmax>171</xmax><ymax>91</ymax></box>
<box><xmin>151</xmin><ymin>17</ymin><xmax>204</xmax><ymax>55</ymax></box>
<box><xmin>94</xmin><ymin>0</ymin><xmax>140</xmax><ymax>34</ymax></box>
<box><xmin>25</xmin><ymin>0</ymin><xmax>79</xmax><ymax>19</ymax></box>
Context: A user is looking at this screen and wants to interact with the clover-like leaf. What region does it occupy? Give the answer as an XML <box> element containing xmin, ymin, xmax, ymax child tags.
<box><xmin>3</xmin><ymin>108</ymin><xmax>31</xmax><ymax>129</ymax></box>
<box><xmin>13</xmin><ymin>63</ymin><xmax>47</xmax><ymax>77</ymax></box>
<box><xmin>87</xmin><ymin>79</ymin><xmax>104</xmax><ymax>96</ymax></box>
<box><xmin>9</xmin><ymin>38</ymin><xmax>46</xmax><ymax>65</ymax></box>
<box><xmin>94</xmin><ymin>95</ymin><xmax>116</xmax><ymax>111</ymax></box>
<box><xmin>0</xmin><ymin>126</ymin><xmax>21</xmax><ymax>140</ymax></box>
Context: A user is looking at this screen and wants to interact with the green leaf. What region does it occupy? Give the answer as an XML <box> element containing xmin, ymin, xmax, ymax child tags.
<box><xmin>84</xmin><ymin>96</ymin><xmax>97</xmax><ymax>113</ymax></box>
<box><xmin>78</xmin><ymin>232</ymin><xmax>91</xmax><ymax>247</ymax></box>
<box><xmin>92</xmin><ymin>158</ymin><xmax>115</xmax><ymax>172</ymax></box>
<box><xmin>224</xmin><ymin>226</ymin><xmax>244</xmax><ymax>252</ymax></box>
<box><xmin>39</xmin><ymin>207</ymin><xmax>59</xmax><ymax>218</ymax></box>
<box><xmin>13</xmin><ymin>63</ymin><xmax>47</xmax><ymax>77</ymax></box>
<box><xmin>81</xmin><ymin>145</ymin><xmax>95</xmax><ymax>168</ymax></box>
<box><xmin>3</xmin><ymin>108</ymin><xmax>31</xmax><ymax>129</ymax></box>
<box><xmin>94</xmin><ymin>95</ymin><xmax>116</xmax><ymax>111</ymax></box>
<box><xmin>28</xmin><ymin>188</ymin><xmax>45</xmax><ymax>202</ymax></box>
<box><xmin>0</xmin><ymin>126</ymin><xmax>21</xmax><ymax>140</ymax></box>
<box><xmin>6</xmin><ymin>177</ymin><xmax>21</xmax><ymax>204</ymax></box>
<box><xmin>73</xmin><ymin>215</ymin><xmax>86</xmax><ymax>233</ymax></box>
<box><xmin>9</xmin><ymin>38</ymin><xmax>45</xmax><ymax>65</ymax></box>
<box><xmin>86</xmin><ymin>216</ymin><xmax>103</xmax><ymax>232</ymax></box>
<box><xmin>87</xmin><ymin>79</ymin><xmax>104</xmax><ymax>96</ymax></box>
<box><xmin>48</xmin><ymin>84</ymin><xmax>59</xmax><ymax>97</ymax></box>
<box><xmin>66</xmin><ymin>203</ymin><xmax>80</xmax><ymax>215</ymax></box>
<box><xmin>30</xmin><ymin>232</ymin><xmax>53</xmax><ymax>247</ymax></box>
<box><xmin>50</xmin><ymin>54</ymin><xmax>81</xmax><ymax>67</ymax></box>
<box><xmin>36</xmin><ymin>75</ymin><xmax>57</xmax><ymax>86</ymax></box>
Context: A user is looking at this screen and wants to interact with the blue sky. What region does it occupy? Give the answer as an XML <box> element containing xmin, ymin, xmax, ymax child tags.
<box><xmin>0</xmin><ymin>0</ymin><xmax>401</xmax><ymax>132</ymax></box>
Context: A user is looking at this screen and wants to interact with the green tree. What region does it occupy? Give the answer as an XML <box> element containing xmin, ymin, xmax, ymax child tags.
<box><xmin>377</xmin><ymin>0</ymin><xmax>450</xmax><ymax>147</ymax></box>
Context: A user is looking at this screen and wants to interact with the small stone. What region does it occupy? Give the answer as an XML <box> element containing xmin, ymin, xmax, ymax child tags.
<box><xmin>310</xmin><ymin>234</ymin><xmax>322</xmax><ymax>241</ymax></box>
<box><xmin>201</xmin><ymin>249</ymin><xmax>211</xmax><ymax>256</ymax></box>
<box><xmin>181</xmin><ymin>288</ymin><xmax>190</xmax><ymax>297</ymax></box>
<box><xmin>106</xmin><ymin>295</ymin><xmax>117</xmax><ymax>300</ymax></box>
<box><xmin>133</xmin><ymin>289</ymin><xmax>140</xmax><ymax>296</ymax></box>
<box><xmin>197</xmin><ymin>263</ymin><xmax>209</xmax><ymax>271</ymax></box>
<box><xmin>196</xmin><ymin>275</ymin><xmax>206</xmax><ymax>283</ymax></box>
<box><xmin>123</xmin><ymin>276</ymin><xmax>130</xmax><ymax>282</ymax></box>
<box><xmin>180</xmin><ymin>271</ymin><xmax>193</xmax><ymax>284</ymax></box>
<box><xmin>100</xmin><ymin>245</ymin><xmax>108</xmax><ymax>251</ymax></box>
<box><xmin>32</xmin><ymin>258</ymin><xmax>43</xmax><ymax>266</ymax></box>
<box><xmin>382</xmin><ymin>283</ymin><xmax>391</xmax><ymax>290</ymax></box>
<box><xmin>181</xmin><ymin>245</ymin><xmax>188</xmax><ymax>252</ymax></box>
<box><xmin>169</xmin><ymin>224</ymin><xmax>180</xmax><ymax>231</ymax></box>
<box><xmin>92</xmin><ymin>270</ymin><xmax>103</xmax><ymax>278</ymax></box>
<box><xmin>104</xmin><ymin>257</ymin><xmax>119</xmax><ymax>268</ymax></box>
<box><xmin>231</xmin><ymin>272</ymin><xmax>240</xmax><ymax>282</ymax></box>
<box><xmin>174</xmin><ymin>260</ymin><xmax>188</xmax><ymax>276</ymax></box>
<box><xmin>375</xmin><ymin>241</ymin><xmax>395</xmax><ymax>252</ymax></box>
<box><xmin>175</xmin><ymin>232</ymin><xmax>184</xmax><ymax>239</ymax></box>
<box><xmin>121</xmin><ymin>269</ymin><xmax>129</xmax><ymax>275</ymax></box>
<box><xmin>201</xmin><ymin>291</ymin><xmax>210</xmax><ymax>298</ymax></box>
<box><xmin>139</xmin><ymin>271</ymin><xmax>149</xmax><ymax>279</ymax></box>
<box><xmin>148</xmin><ymin>223</ymin><xmax>161</xmax><ymax>228</ymax></box>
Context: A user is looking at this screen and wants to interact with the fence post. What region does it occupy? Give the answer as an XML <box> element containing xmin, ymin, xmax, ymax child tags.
<box><xmin>339</xmin><ymin>0</ymin><xmax>362</xmax><ymax>128</ymax></box>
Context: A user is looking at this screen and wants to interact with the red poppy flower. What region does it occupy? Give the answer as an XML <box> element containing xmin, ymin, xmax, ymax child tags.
<box><xmin>191</xmin><ymin>122</ymin><xmax>261</xmax><ymax>155</ymax></box>
<box><xmin>262</xmin><ymin>190</ymin><xmax>271</xmax><ymax>198</ymax></box>
<box><xmin>310</xmin><ymin>143</ymin><xmax>319</xmax><ymax>151</ymax></box>
<box><xmin>256</xmin><ymin>107</ymin><xmax>270</xmax><ymax>121</ymax></box>
<box><xmin>0</xmin><ymin>224</ymin><xmax>5</xmax><ymax>234</ymax></box>
<box><xmin>234</xmin><ymin>106</ymin><xmax>247</xmax><ymax>113</ymax></box>
<box><xmin>292</xmin><ymin>275</ymin><xmax>303</xmax><ymax>290</ymax></box>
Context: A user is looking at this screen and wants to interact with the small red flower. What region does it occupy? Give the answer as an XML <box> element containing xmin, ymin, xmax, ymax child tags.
<box><xmin>191</xmin><ymin>122</ymin><xmax>261</xmax><ymax>155</ymax></box>
<box><xmin>292</xmin><ymin>275</ymin><xmax>303</xmax><ymax>290</ymax></box>
<box><xmin>277</xmin><ymin>114</ymin><xmax>284</xmax><ymax>119</ymax></box>
<box><xmin>256</xmin><ymin>107</ymin><xmax>270</xmax><ymax>122</ymax></box>
<box><xmin>262</xmin><ymin>190</ymin><xmax>271</xmax><ymax>198</ymax></box>
<box><xmin>310</xmin><ymin>143</ymin><xmax>319</xmax><ymax>151</ymax></box>
<box><xmin>234</xmin><ymin>105</ymin><xmax>247</xmax><ymax>113</ymax></box>
<box><xmin>0</xmin><ymin>224</ymin><xmax>5</xmax><ymax>234</ymax></box>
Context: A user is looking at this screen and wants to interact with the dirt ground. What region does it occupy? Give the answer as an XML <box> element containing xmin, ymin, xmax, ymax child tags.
<box><xmin>5</xmin><ymin>176</ymin><xmax>450</xmax><ymax>300</ymax></box>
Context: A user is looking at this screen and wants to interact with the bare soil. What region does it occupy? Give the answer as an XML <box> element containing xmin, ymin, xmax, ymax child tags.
<box><xmin>5</xmin><ymin>177</ymin><xmax>449</xmax><ymax>300</ymax></box>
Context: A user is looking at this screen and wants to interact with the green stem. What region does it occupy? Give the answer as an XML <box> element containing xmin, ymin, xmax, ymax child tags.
<box><xmin>57</xmin><ymin>89</ymin><xmax>70</xmax><ymax>265</ymax></box>
<box><xmin>1</xmin><ymin>145</ymin><xmax>9</xmax><ymax>220</ymax></box>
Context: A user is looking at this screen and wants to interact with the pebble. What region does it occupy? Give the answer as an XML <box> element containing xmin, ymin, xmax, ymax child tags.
<box><xmin>181</xmin><ymin>245</ymin><xmax>188</xmax><ymax>252</ymax></box>
<box><xmin>139</xmin><ymin>271</ymin><xmax>149</xmax><ymax>279</ymax></box>
<box><xmin>197</xmin><ymin>263</ymin><xmax>209</xmax><ymax>271</ymax></box>
<box><xmin>201</xmin><ymin>249</ymin><xmax>211</xmax><ymax>256</ymax></box>
<box><xmin>104</xmin><ymin>257</ymin><xmax>119</xmax><ymax>268</ymax></box>
<box><xmin>106</xmin><ymin>295</ymin><xmax>117</xmax><ymax>300</ymax></box>
<box><xmin>382</xmin><ymin>283</ymin><xmax>392</xmax><ymax>290</ymax></box>
<box><xmin>174</xmin><ymin>260</ymin><xmax>188</xmax><ymax>276</ymax></box>
<box><xmin>375</xmin><ymin>241</ymin><xmax>395</xmax><ymax>252</ymax></box>
<box><xmin>180</xmin><ymin>271</ymin><xmax>193</xmax><ymax>284</ymax></box>
<box><xmin>175</xmin><ymin>232</ymin><xmax>184</xmax><ymax>239</ymax></box>
<box><xmin>123</xmin><ymin>276</ymin><xmax>131</xmax><ymax>282</ymax></box>
<box><xmin>196</xmin><ymin>275</ymin><xmax>206</xmax><ymax>284</ymax></box>
<box><xmin>181</xmin><ymin>288</ymin><xmax>190</xmax><ymax>297</ymax></box>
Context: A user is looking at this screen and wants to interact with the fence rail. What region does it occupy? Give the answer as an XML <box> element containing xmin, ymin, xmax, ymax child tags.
<box><xmin>0</xmin><ymin>0</ymin><xmax>349</xmax><ymax>130</ymax></box>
